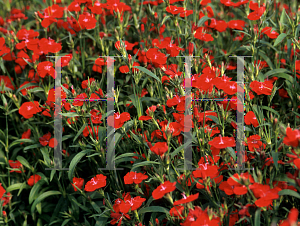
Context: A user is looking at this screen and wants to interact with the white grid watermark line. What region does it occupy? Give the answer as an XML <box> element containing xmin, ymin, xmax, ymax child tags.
<box><xmin>46</xmin><ymin>55</ymin><xmax>71</xmax><ymax>170</ymax></box>
<box><xmin>174</xmin><ymin>55</ymin><xmax>253</xmax><ymax>171</ymax></box>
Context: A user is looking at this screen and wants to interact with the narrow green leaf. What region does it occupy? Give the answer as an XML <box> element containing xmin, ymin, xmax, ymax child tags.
<box><xmin>254</xmin><ymin>208</ymin><xmax>261</xmax><ymax>226</ymax></box>
<box><xmin>68</xmin><ymin>149</ymin><xmax>91</xmax><ymax>181</ymax></box>
<box><xmin>264</xmin><ymin>68</ymin><xmax>290</xmax><ymax>78</ymax></box>
<box><xmin>6</xmin><ymin>182</ymin><xmax>29</xmax><ymax>193</ymax></box>
<box><xmin>16</xmin><ymin>156</ymin><xmax>32</xmax><ymax>170</ymax></box>
<box><xmin>61</xmin><ymin>112</ymin><xmax>80</xmax><ymax>117</ymax></box>
<box><xmin>161</xmin><ymin>15</ymin><xmax>170</xmax><ymax>25</ymax></box>
<box><xmin>226</xmin><ymin>147</ymin><xmax>236</xmax><ymax>160</ymax></box>
<box><xmin>274</xmin><ymin>33</ymin><xmax>287</xmax><ymax>46</ymax></box>
<box><xmin>131</xmin><ymin>161</ymin><xmax>160</xmax><ymax>172</ymax></box>
<box><xmin>260</xmin><ymin>106</ymin><xmax>280</xmax><ymax>117</ymax></box>
<box><xmin>73</xmin><ymin>123</ymin><xmax>87</xmax><ymax>142</ymax></box>
<box><xmin>271</xmin><ymin>151</ymin><xmax>279</xmax><ymax>170</ymax></box>
<box><xmin>138</xmin><ymin>206</ymin><xmax>170</xmax><ymax>216</ymax></box>
<box><xmin>197</xmin><ymin>15</ymin><xmax>209</xmax><ymax>27</ymax></box>
<box><xmin>31</xmin><ymin>191</ymin><xmax>61</xmax><ymax>214</ymax></box>
<box><xmin>133</xmin><ymin>66</ymin><xmax>161</xmax><ymax>83</ymax></box>
<box><xmin>29</xmin><ymin>180</ymin><xmax>46</xmax><ymax>204</ymax></box>
<box><xmin>9</xmin><ymin>139</ymin><xmax>34</xmax><ymax>149</ymax></box>
<box><xmin>278</xmin><ymin>189</ymin><xmax>300</xmax><ymax>199</ymax></box>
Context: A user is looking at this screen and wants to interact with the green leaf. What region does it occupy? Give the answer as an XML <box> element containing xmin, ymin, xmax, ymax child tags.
<box><xmin>274</xmin><ymin>33</ymin><xmax>287</xmax><ymax>46</ymax></box>
<box><xmin>6</xmin><ymin>182</ymin><xmax>29</xmax><ymax>193</ymax></box>
<box><xmin>278</xmin><ymin>189</ymin><xmax>300</xmax><ymax>199</ymax></box>
<box><xmin>61</xmin><ymin>112</ymin><xmax>80</xmax><ymax>117</ymax></box>
<box><xmin>16</xmin><ymin>156</ymin><xmax>32</xmax><ymax>171</ymax></box>
<box><xmin>31</xmin><ymin>191</ymin><xmax>61</xmax><ymax>214</ymax></box>
<box><xmin>260</xmin><ymin>106</ymin><xmax>280</xmax><ymax>117</ymax></box>
<box><xmin>73</xmin><ymin>123</ymin><xmax>87</xmax><ymax>142</ymax></box>
<box><xmin>274</xmin><ymin>73</ymin><xmax>293</xmax><ymax>83</ymax></box>
<box><xmin>258</xmin><ymin>50</ymin><xmax>274</xmax><ymax>70</ymax></box>
<box><xmin>226</xmin><ymin>147</ymin><xmax>236</xmax><ymax>160</ymax></box>
<box><xmin>161</xmin><ymin>15</ymin><xmax>170</xmax><ymax>25</ymax></box>
<box><xmin>9</xmin><ymin>139</ymin><xmax>34</xmax><ymax>149</ymax></box>
<box><xmin>138</xmin><ymin>206</ymin><xmax>170</xmax><ymax>216</ymax></box>
<box><xmin>197</xmin><ymin>15</ymin><xmax>209</xmax><ymax>27</ymax></box>
<box><xmin>171</xmin><ymin>136</ymin><xmax>193</xmax><ymax>159</ymax></box>
<box><xmin>131</xmin><ymin>161</ymin><xmax>160</xmax><ymax>172</ymax></box>
<box><xmin>264</xmin><ymin>68</ymin><xmax>290</xmax><ymax>78</ymax></box>
<box><xmin>133</xmin><ymin>66</ymin><xmax>161</xmax><ymax>83</ymax></box>
<box><xmin>280</xmin><ymin>9</ymin><xmax>286</xmax><ymax>25</ymax></box>
<box><xmin>115</xmin><ymin>121</ymin><xmax>134</xmax><ymax>147</ymax></box>
<box><xmin>68</xmin><ymin>149</ymin><xmax>91</xmax><ymax>181</ymax></box>
<box><xmin>29</xmin><ymin>180</ymin><xmax>46</xmax><ymax>204</ymax></box>
<box><xmin>115</xmin><ymin>153</ymin><xmax>142</xmax><ymax>164</ymax></box>
<box><xmin>15</xmin><ymin>83</ymin><xmax>39</xmax><ymax>94</ymax></box>
<box><xmin>24</xmin><ymin>144</ymin><xmax>42</xmax><ymax>151</ymax></box>
<box><xmin>271</xmin><ymin>151</ymin><xmax>279</xmax><ymax>170</ymax></box>
<box><xmin>254</xmin><ymin>208</ymin><xmax>261</xmax><ymax>226</ymax></box>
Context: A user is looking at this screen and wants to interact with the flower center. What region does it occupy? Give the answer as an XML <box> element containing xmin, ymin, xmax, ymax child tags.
<box><xmin>91</xmin><ymin>178</ymin><xmax>97</xmax><ymax>185</ymax></box>
<box><xmin>219</xmin><ymin>135</ymin><xmax>224</xmax><ymax>144</ymax></box>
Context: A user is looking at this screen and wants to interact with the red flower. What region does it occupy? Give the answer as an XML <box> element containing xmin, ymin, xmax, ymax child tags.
<box><xmin>107</xmin><ymin>112</ymin><xmax>131</xmax><ymax>129</ymax></box>
<box><xmin>84</xmin><ymin>174</ymin><xmax>107</xmax><ymax>192</ymax></box>
<box><xmin>119</xmin><ymin>65</ymin><xmax>129</xmax><ymax>73</ymax></box>
<box><xmin>19</xmin><ymin>101</ymin><xmax>42</xmax><ymax>119</ymax></box>
<box><xmin>261</xmin><ymin>27</ymin><xmax>279</xmax><ymax>39</ymax></box>
<box><xmin>222</xmin><ymin>81</ymin><xmax>237</xmax><ymax>95</ymax></box>
<box><xmin>38</xmin><ymin>4</ymin><xmax>64</xmax><ymax>28</ymax></box>
<box><xmin>71</xmin><ymin>177</ymin><xmax>84</xmax><ymax>191</ymax></box>
<box><xmin>170</xmin><ymin>205</ymin><xmax>184</xmax><ymax>219</ymax></box>
<box><xmin>247</xmin><ymin>135</ymin><xmax>265</xmax><ymax>152</ymax></box>
<box><xmin>247</xmin><ymin>7</ymin><xmax>265</xmax><ymax>20</ymax></box>
<box><xmin>173</xmin><ymin>193</ymin><xmax>199</xmax><ymax>205</ymax></box>
<box><xmin>227</xmin><ymin>20</ymin><xmax>246</xmax><ymax>30</ymax></box>
<box><xmin>81</xmin><ymin>78</ymin><xmax>96</xmax><ymax>89</ymax></box>
<box><xmin>83</xmin><ymin>126</ymin><xmax>100</xmax><ymax>139</ymax></box>
<box><xmin>166</xmin><ymin>5</ymin><xmax>185</xmax><ymax>15</ymax></box>
<box><xmin>68</xmin><ymin>1</ymin><xmax>81</xmax><ymax>12</ymax></box>
<box><xmin>39</xmin><ymin>38</ymin><xmax>62</xmax><ymax>54</ymax></box>
<box><xmin>0</xmin><ymin>184</ymin><xmax>5</xmax><ymax>199</ymax></box>
<box><xmin>244</xmin><ymin>111</ymin><xmax>259</xmax><ymax>127</ymax></box>
<box><xmin>92</xmin><ymin>58</ymin><xmax>105</xmax><ymax>73</ymax></box>
<box><xmin>73</xmin><ymin>93</ymin><xmax>88</xmax><ymax>106</ymax></box>
<box><xmin>124</xmin><ymin>172</ymin><xmax>148</xmax><ymax>185</ymax></box>
<box><xmin>47</xmin><ymin>88</ymin><xmax>67</xmax><ymax>102</ymax></box>
<box><xmin>78</xmin><ymin>14</ymin><xmax>97</xmax><ymax>30</ymax></box>
<box><xmin>150</xmin><ymin>142</ymin><xmax>168</xmax><ymax>156</ymax></box>
<box><xmin>39</xmin><ymin>132</ymin><xmax>52</xmax><ymax>146</ymax></box>
<box><xmin>0</xmin><ymin>76</ymin><xmax>15</xmax><ymax>92</ymax></box>
<box><xmin>194</xmin><ymin>27</ymin><xmax>214</xmax><ymax>42</ymax></box>
<box><xmin>115</xmin><ymin>41</ymin><xmax>137</xmax><ymax>51</ymax></box>
<box><xmin>9</xmin><ymin>160</ymin><xmax>23</xmax><ymax>173</ymax></box>
<box><xmin>37</xmin><ymin>61</ymin><xmax>55</xmax><ymax>78</ymax></box>
<box><xmin>283</xmin><ymin>127</ymin><xmax>300</xmax><ymax>147</ymax></box>
<box><xmin>146</xmin><ymin>48</ymin><xmax>167</xmax><ymax>67</ymax></box>
<box><xmin>250</xmin><ymin>183</ymin><xmax>280</xmax><ymax>207</ymax></box>
<box><xmin>27</xmin><ymin>175</ymin><xmax>42</xmax><ymax>186</ymax></box>
<box><xmin>89</xmin><ymin>109</ymin><xmax>103</xmax><ymax>124</ymax></box>
<box><xmin>208</xmin><ymin>135</ymin><xmax>236</xmax><ymax>149</ymax></box>
<box><xmin>250</xmin><ymin>80</ymin><xmax>273</xmax><ymax>95</ymax></box>
<box><xmin>21</xmin><ymin>129</ymin><xmax>31</xmax><ymax>145</ymax></box>
<box><xmin>279</xmin><ymin>208</ymin><xmax>299</xmax><ymax>226</ymax></box>
<box><xmin>152</xmin><ymin>181</ymin><xmax>176</xmax><ymax>200</ymax></box>
<box><xmin>119</xmin><ymin>193</ymin><xmax>146</xmax><ymax>213</ymax></box>
<box><xmin>49</xmin><ymin>138</ymin><xmax>58</xmax><ymax>148</ymax></box>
